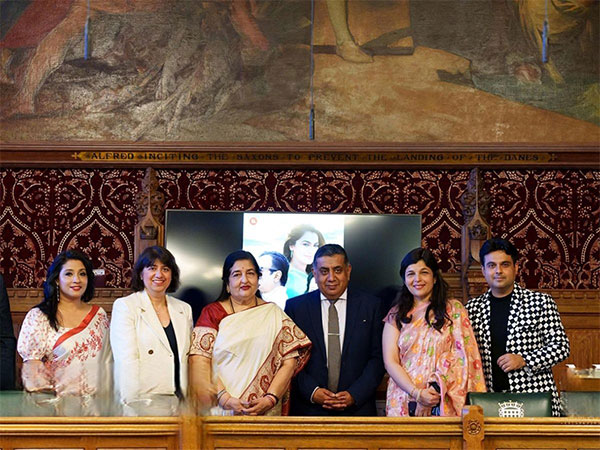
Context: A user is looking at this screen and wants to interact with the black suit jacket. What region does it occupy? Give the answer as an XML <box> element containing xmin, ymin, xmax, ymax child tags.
<box><xmin>285</xmin><ymin>288</ymin><xmax>385</xmax><ymax>416</ymax></box>
<box><xmin>0</xmin><ymin>274</ymin><xmax>16</xmax><ymax>390</ymax></box>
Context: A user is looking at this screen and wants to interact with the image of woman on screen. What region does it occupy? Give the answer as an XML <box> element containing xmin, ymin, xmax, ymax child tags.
<box><xmin>283</xmin><ymin>224</ymin><xmax>325</xmax><ymax>298</ymax></box>
<box><xmin>111</xmin><ymin>246</ymin><xmax>192</xmax><ymax>414</ymax></box>
<box><xmin>189</xmin><ymin>250</ymin><xmax>311</xmax><ymax>416</ymax></box>
<box><xmin>382</xmin><ymin>248</ymin><xmax>486</xmax><ymax>417</ymax></box>
<box><xmin>17</xmin><ymin>250</ymin><xmax>111</xmax><ymax>413</ymax></box>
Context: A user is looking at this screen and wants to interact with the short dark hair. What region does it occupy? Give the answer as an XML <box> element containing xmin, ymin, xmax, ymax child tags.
<box><xmin>131</xmin><ymin>246</ymin><xmax>180</xmax><ymax>293</ymax></box>
<box><xmin>39</xmin><ymin>250</ymin><xmax>96</xmax><ymax>331</ymax></box>
<box><xmin>313</xmin><ymin>244</ymin><xmax>349</xmax><ymax>266</ymax></box>
<box><xmin>216</xmin><ymin>250</ymin><xmax>262</xmax><ymax>301</ymax></box>
<box><xmin>260</xmin><ymin>251</ymin><xmax>289</xmax><ymax>286</ymax></box>
<box><xmin>479</xmin><ymin>238</ymin><xmax>519</xmax><ymax>265</ymax></box>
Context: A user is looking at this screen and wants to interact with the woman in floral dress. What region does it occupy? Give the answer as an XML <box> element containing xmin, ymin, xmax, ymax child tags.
<box><xmin>383</xmin><ymin>248</ymin><xmax>485</xmax><ymax>416</ymax></box>
<box><xmin>17</xmin><ymin>250</ymin><xmax>111</xmax><ymax>414</ymax></box>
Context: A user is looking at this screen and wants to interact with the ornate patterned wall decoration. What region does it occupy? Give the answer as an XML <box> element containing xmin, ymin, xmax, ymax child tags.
<box><xmin>0</xmin><ymin>168</ymin><xmax>598</xmax><ymax>290</ymax></box>
<box><xmin>0</xmin><ymin>169</ymin><xmax>141</xmax><ymax>287</ymax></box>
<box><xmin>483</xmin><ymin>170</ymin><xmax>600</xmax><ymax>289</ymax></box>
<box><xmin>0</xmin><ymin>207</ymin><xmax>45</xmax><ymax>287</ymax></box>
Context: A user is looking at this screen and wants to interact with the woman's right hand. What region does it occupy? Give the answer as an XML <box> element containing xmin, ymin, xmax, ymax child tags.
<box><xmin>418</xmin><ymin>386</ymin><xmax>441</xmax><ymax>407</ymax></box>
<box><xmin>193</xmin><ymin>385</ymin><xmax>217</xmax><ymax>411</ymax></box>
<box><xmin>21</xmin><ymin>360</ymin><xmax>53</xmax><ymax>393</ymax></box>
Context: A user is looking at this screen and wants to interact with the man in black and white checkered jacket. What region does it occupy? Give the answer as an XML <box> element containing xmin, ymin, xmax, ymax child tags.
<box><xmin>466</xmin><ymin>238</ymin><xmax>570</xmax><ymax>416</ymax></box>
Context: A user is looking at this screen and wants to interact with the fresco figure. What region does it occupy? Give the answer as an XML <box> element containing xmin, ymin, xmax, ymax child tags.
<box><xmin>229</xmin><ymin>0</ymin><xmax>270</xmax><ymax>52</ymax></box>
<box><xmin>0</xmin><ymin>0</ymin><xmax>270</xmax><ymax>118</ymax></box>
<box><xmin>0</xmin><ymin>0</ymin><xmax>166</xmax><ymax>117</ymax></box>
<box><xmin>512</xmin><ymin>0</ymin><xmax>598</xmax><ymax>83</ymax></box>
<box><xmin>326</xmin><ymin>0</ymin><xmax>373</xmax><ymax>63</ymax></box>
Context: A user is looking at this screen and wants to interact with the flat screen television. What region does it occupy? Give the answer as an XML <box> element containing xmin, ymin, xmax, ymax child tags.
<box><xmin>165</xmin><ymin>210</ymin><xmax>421</xmax><ymax>321</ymax></box>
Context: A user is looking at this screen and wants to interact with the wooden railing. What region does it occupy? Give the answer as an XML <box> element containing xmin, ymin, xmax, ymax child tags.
<box><xmin>1</xmin><ymin>406</ymin><xmax>599</xmax><ymax>450</ymax></box>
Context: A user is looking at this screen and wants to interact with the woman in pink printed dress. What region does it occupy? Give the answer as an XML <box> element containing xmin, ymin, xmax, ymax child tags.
<box><xmin>17</xmin><ymin>250</ymin><xmax>111</xmax><ymax>413</ymax></box>
<box><xmin>383</xmin><ymin>248</ymin><xmax>486</xmax><ymax>417</ymax></box>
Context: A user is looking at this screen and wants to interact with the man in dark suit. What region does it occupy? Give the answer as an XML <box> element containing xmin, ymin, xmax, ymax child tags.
<box><xmin>0</xmin><ymin>273</ymin><xmax>16</xmax><ymax>390</ymax></box>
<box><xmin>285</xmin><ymin>244</ymin><xmax>385</xmax><ymax>416</ymax></box>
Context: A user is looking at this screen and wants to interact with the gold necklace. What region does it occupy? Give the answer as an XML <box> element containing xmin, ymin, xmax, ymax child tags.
<box><xmin>229</xmin><ymin>296</ymin><xmax>258</xmax><ymax>314</ymax></box>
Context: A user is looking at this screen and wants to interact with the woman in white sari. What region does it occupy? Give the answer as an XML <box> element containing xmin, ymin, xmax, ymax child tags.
<box><xmin>189</xmin><ymin>250</ymin><xmax>311</xmax><ymax>415</ymax></box>
<box><xmin>17</xmin><ymin>250</ymin><xmax>111</xmax><ymax>415</ymax></box>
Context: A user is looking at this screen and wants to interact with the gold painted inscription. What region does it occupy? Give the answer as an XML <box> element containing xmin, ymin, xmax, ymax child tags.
<box><xmin>73</xmin><ymin>151</ymin><xmax>554</xmax><ymax>164</ymax></box>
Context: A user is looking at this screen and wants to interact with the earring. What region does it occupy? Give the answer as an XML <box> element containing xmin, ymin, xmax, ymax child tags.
<box><xmin>56</xmin><ymin>289</ymin><xmax>60</xmax><ymax>303</ymax></box>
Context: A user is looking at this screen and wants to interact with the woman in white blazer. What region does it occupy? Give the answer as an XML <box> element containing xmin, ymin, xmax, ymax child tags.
<box><xmin>111</xmin><ymin>246</ymin><xmax>192</xmax><ymax>412</ymax></box>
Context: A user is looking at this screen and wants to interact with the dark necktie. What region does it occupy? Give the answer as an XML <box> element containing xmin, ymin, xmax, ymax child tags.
<box><xmin>327</xmin><ymin>299</ymin><xmax>341</xmax><ymax>392</ymax></box>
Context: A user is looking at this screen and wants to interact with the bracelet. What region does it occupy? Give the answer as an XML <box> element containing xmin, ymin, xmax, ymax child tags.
<box><xmin>222</xmin><ymin>396</ymin><xmax>232</xmax><ymax>409</ymax></box>
<box><xmin>219</xmin><ymin>392</ymin><xmax>231</xmax><ymax>408</ymax></box>
<box><xmin>416</xmin><ymin>389</ymin><xmax>422</xmax><ymax>403</ymax></box>
<box><xmin>409</xmin><ymin>386</ymin><xmax>417</xmax><ymax>399</ymax></box>
<box><xmin>265</xmin><ymin>392</ymin><xmax>279</xmax><ymax>404</ymax></box>
<box><xmin>264</xmin><ymin>395</ymin><xmax>276</xmax><ymax>407</ymax></box>
<box><xmin>216</xmin><ymin>389</ymin><xmax>227</xmax><ymax>401</ymax></box>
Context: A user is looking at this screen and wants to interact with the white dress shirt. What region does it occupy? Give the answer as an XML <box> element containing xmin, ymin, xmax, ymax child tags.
<box><xmin>320</xmin><ymin>289</ymin><xmax>347</xmax><ymax>362</ymax></box>
<box><xmin>310</xmin><ymin>289</ymin><xmax>348</xmax><ymax>401</ymax></box>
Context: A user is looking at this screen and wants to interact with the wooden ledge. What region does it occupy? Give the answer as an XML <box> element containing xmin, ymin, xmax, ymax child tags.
<box><xmin>201</xmin><ymin>415</ymin><xmax>463</xmax><ymax>435</ymax></box>
<box><xmin>1</xmin><ymin>410</ymin><xmax>599</xmax><ymax>449</ymax></box>
<box><xmin>0</xmin><ymin>416</ymin><xmax>180</xmax><ymax>436</ymax></box>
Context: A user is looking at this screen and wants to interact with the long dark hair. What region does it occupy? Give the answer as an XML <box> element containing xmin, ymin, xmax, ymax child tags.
<box><xmin>392</xmin><ymin>247</ymin><xmax>450</xmax><ymax>332</ymax></box>
<box><xmin>131</xmin><ymin>246</ymin><xmax>180</xmax><ymax>293</ymax></box>
<box><xmin>283</xmin><ymin>224</ymin><xmax>325</xmax><ymax>274</ymax></box>
<box><xmin>216</xmin><ymin>250</ymin><xmax>262</xmax><ymax>301</ymax></box>
<box><xmin>38</xmin><ymin>250</ymin><xmax>95</xmax><ymax>331</ymax></box>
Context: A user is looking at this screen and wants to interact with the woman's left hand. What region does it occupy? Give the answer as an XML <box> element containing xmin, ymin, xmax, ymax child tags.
<box><xmin>223</xmin><ymin>396</ymin><xmax>247</xmax><ymax>415</ymax></box>
<box><xmin>418</xmin><ymin>386</ymin><xmax>440</xmax><ymax>407</ymax></box>
<box><xmin>241</xmin><ymin>396</ymin><xmax>275</xmax><ymax>416</ymax></box>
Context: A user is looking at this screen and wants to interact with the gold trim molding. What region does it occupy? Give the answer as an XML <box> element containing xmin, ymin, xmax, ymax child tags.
<box><xmin>1</xmin><ymin>142</ymin><xmax>598</xmax><ymax>168</ymax></box>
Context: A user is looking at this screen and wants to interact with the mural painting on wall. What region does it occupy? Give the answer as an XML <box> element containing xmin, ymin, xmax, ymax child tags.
<box><xmin>0</xmin><ymin>0</ymin><xmax>598</xmax><ymax>142</ymax></box>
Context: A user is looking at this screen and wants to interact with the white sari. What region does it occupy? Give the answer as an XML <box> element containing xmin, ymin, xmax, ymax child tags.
<box><xmin>17</xmin><ymin>306</ymin><xmax>112</xmax><ymax>415</ymax></box>
<box><xmin>191</xmin><ymin>302</ymin><xmax>311</xmax><ymax>415</ymax></box>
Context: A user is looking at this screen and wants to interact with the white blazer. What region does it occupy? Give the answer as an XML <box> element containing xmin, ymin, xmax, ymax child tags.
<box><xmin>110</xmin><ymin>290</ymin><xmax>192</xmax><ymax>404</ymax></box>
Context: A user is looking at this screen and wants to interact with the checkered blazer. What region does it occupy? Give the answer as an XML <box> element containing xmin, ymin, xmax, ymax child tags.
<box><xmin>466</xmin><ymin>284</ymin><xmax>570</xmax><ymax>416</ymax></box>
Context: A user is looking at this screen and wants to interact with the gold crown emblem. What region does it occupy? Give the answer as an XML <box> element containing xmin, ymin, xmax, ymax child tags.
<box><xmin>497</xmin><ymin>400</ymin><xmax>525</xmax><ymax>418</ymax></box>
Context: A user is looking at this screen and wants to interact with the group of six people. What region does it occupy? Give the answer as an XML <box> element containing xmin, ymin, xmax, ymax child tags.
<box><xmin>14</xmin><ymin>237</ymin><xmax>570</xmax><ymax>417</ymax></box>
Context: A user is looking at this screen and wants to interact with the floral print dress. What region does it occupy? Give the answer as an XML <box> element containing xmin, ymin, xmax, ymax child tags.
<box><xmin>385</xmin><ymin>300</ymin><xmax>486</xmax><ymax>416</ymax></box>
<box><xmin>17</xmin><ymin>306</ymin><xmax>111</xmax><ymax>397</ymax></box>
